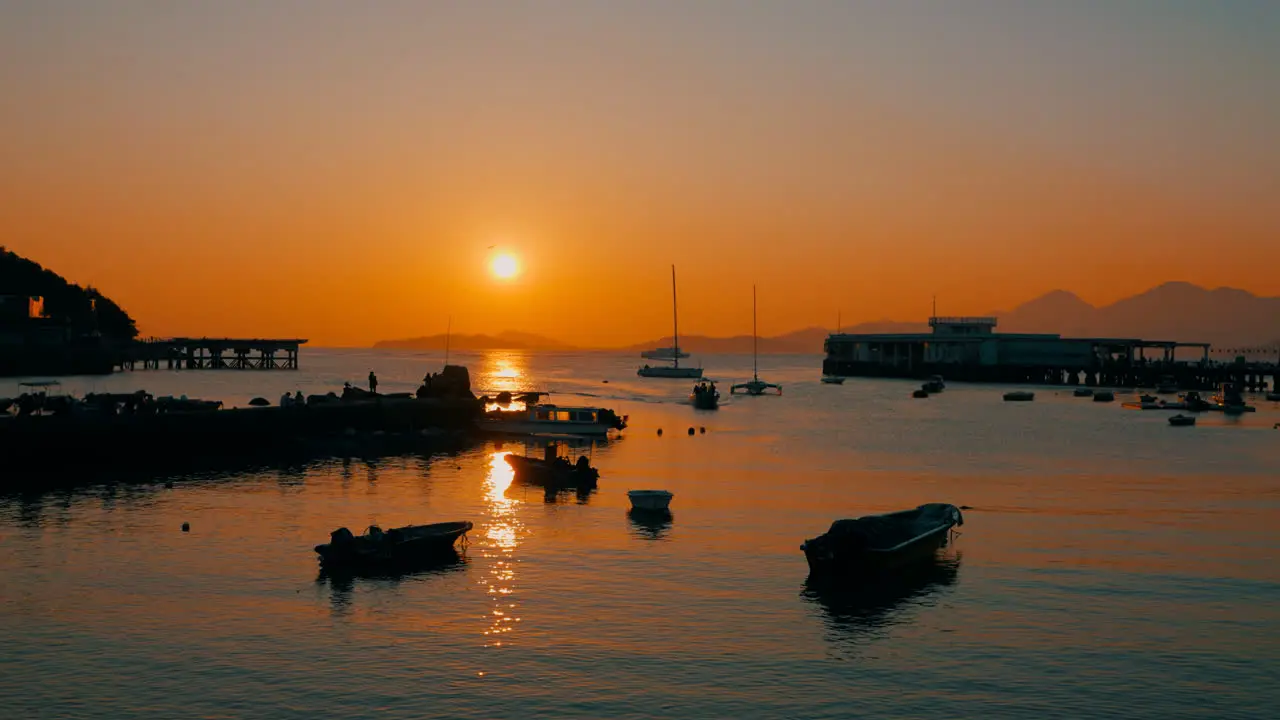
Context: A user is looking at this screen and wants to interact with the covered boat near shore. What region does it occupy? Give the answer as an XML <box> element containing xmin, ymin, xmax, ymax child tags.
<box><xmin>314</xmin><ymin>521</ymin><xmax>472</xmax><ymax>569</ymax></box>
<box><xmin>505</xmin><ymin>448</ymin><xmax>599</xmax><ymax>488</ymax></box>
<box><xmin>800</xmin><ymin>503</ymin><xmax>963</xmax><ymax>577</ymax></box>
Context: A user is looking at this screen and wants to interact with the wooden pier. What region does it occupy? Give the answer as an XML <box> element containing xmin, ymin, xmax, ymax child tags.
<box><xmin>119</xmin><ymin>338</ymin><xmax>307</xmax><ymax>371</ymax></box>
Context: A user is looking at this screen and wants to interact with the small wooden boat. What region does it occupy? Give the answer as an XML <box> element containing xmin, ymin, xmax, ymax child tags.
<box><xmin>1093</xmin><ymin>391</ymin><xmax>1115</xmax><ymax>402</ymax></box>
<box><xmin>921</xmin><ymin>375</ymin><xmax>945</xmax><ymax>393</ymax></box>
<box><xmin>628</xmin><ymin>489</ymin><xmax>673</xmax><ymax>511</ymax></box>
<box><xmin>505</xmin><ymin>451</ymin><xmax>599</xmax><ymax>488</ymax></box>
<box><xmin>1168</xmin><ymin>414</ymin><xmax>1196</xmax><ymax>427</ymax></box>
<box><xmin>1073</xmin><ymin>388</ymin><xmax>1094</xmax><ymax>397</ymax></box>
<box><xmin>1003</xmin><ymin>391</ymin><xmax>1034</xmax><ymax>402</ymax></box>
<box><xmin>690</xmin><ymin>382</ymin><xmax>720</xmax><ymax>409</ymax></box>
<box><xmin>801</xmin><ymin>503</ymin><xmax>963</xmax><ymax>576</ymax></box>
<box><xmin>912</xmin><ymin>389</ymin><xmax>929</xmax><ymax>399</ymax></box>
<box><xmin>1181</xmin><ymin>391</ymin><xmax>1211</xmax><ymax>412</ymax></box>
<box><xmin>314</xmin><ymin>521</ymin><xmax>472</xmax><ymax>568</ymax></box>
<box><xmin>820</xmin><ymin>375</ymin><xmax>845</xmax><ymax>385</ymax></box>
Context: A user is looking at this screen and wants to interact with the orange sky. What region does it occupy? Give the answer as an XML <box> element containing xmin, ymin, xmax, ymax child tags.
<box><xmin>2</xmin><ymin>2</ymin><xmax>1277</xmax><ymax>346</ymax></box>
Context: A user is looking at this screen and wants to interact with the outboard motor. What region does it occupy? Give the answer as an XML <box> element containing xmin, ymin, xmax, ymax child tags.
<box><xmin>576</xmin><ymin>455</ymin><xmax>590</xmax><ymax>471</ymax></box>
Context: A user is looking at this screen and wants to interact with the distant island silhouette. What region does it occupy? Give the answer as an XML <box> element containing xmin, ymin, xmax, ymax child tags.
<box><xmin>376</xmin><ymin>282</ymin><xmax>1280</xmax><ymax>353</ymax></box>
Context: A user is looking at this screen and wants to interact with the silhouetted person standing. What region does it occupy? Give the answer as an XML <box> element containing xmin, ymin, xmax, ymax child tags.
<box><xmin>368</xmin><ymin>371</ymin><xmax>378</xmax><ymax>394</ymax></box>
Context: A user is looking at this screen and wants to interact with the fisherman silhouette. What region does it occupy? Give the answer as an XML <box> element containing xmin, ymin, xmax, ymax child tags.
<box><xmin>368</xmin><ymin>371</ymin><xmax>378</xmax><ymax>394</ymax></box>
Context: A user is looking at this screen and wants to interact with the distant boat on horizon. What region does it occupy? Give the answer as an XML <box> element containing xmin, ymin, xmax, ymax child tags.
<box><xmin>639</xmin><ymin>265</ymin><xmax>703</xmax><ymax>379</ymax></box>
<box><xmin>640</xmin><ymin>346</ymin><xmax>690</xmax><ymax>360</ymax></box>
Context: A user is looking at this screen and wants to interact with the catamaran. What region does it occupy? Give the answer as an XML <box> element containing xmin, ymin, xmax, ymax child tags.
<box><xmin>730</xmin><ymin>285</ymin><xmax>781</xmax><ymax>396</ymax></box>
<box><xmin>638</xmin><ymin>265</ymin><xmax>703</xmax><ymax>379</ymax></box>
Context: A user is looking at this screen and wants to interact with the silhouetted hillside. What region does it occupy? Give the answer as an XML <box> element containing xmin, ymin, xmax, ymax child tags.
<box><xmin>0</xmin><ymin>248</ymin><xmax>138</xmax><ymax>340</ymax></box>
<box><xmin>996</xmin><ymin>282</ymin><xmax>1280</xmax><ymax>346</ymax></box>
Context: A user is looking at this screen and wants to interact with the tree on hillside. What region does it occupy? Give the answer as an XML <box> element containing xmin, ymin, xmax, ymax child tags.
<box><xmin>0</xmin><ymin>247</ymin><xmax>139</xmax><ymax>340</ymax></box>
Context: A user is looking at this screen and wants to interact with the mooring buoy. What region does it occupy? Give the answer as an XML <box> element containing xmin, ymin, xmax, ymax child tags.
<box><xmin>657</xmin><ymin>428</ymin><xmax>663</xmax><ymax>436</ymax></box>
<box><xmin>181</xmin><ymin>522</ymin><xmax>190</xmax><ymax>532</ymax></box>
<box><xmin>687</xmin><ymin>427</ymin><xmax>695</xmax><ymax>436</ymax></box>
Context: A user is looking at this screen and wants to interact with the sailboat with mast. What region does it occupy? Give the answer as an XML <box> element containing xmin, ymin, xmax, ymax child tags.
<box><xmin>638</xmin><ymin>265</ymin><xmax>704</xmax><ymax>379</ymax></box>
<box><xmin>730</xmin><ymin>285</ymin><xmax>781</xmax><ymax>395</ymax></box>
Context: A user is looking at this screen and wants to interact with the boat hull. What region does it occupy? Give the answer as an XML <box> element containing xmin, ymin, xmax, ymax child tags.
<box><xmin>820</xmin><ymin>376</ymin><xmax>845</xmax><ymax>385</ymax></box>
<box><xmin>628</xmin><ymin>490</ymin><xmax>673</xmax><ymax>511</ymax></box>
<box><xmin>638</xmin><ymin>366</ymin><xmax>703</xmax><ymax>379</ymax></box>
<box><xmin>481</xmin><ymin>419</ymin><xmax>616</xmax><ymax>437</ymax></box>
<box><xmin>315</xmin><ymin>521</ymin><xmax>472</xmax><ymax>568</ymax></box>
<box><xmin>801</xmin><ymin>504</ymin><xmax>963</xmax><ymax>579</ymax></box>
<box><xmin>690</xmin><ymin>393</ymin><xmax>719</xmax><ymax>410</ymax></box>
<box><xmin>505</xmin><ymin>454</ymin><xmax>599</xmax><ymax>488</ymax></box>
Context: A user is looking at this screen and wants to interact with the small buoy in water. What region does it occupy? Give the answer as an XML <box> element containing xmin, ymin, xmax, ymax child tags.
<box><xmin>602</xmin><ymin>380</ymin><xmax>610</xmax><ymax>384</ymax></box>
<box><xmin>657</xmin><ymin>428</ymin><xmax>663</xmax><ymax>436</ymax></box>
<box><xmin>699</xmin><ymin>427</ymin><xmax>706</xmax><ymax>434</ymax></box>
<box><xmin>688</xmin><ymin>427</ymin><xmax>695</xmax><ymax>436</ymax></box>
<box><xmin>181</xmin><ymin>522</ymin><xmax>190</xmax><ymax>532</ymax></box>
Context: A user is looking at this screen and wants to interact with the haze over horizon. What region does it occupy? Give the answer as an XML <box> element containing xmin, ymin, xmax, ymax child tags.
<box><xmin>3</xmin><ymin>1</ymin><xmax>1278</xmax><ymax>346</ymax></box>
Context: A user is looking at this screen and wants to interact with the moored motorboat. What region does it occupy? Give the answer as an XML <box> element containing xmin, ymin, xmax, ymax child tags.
<box><xmin>314</xmin><ymin>521</ymin><xmax>472</xmax><ymax>568</ymax></box>
<box><xmin>1139</xmin><ymin>394</ymin><xmax>1158</xmax><ymax>404</ymax></box>
<box><xmin>820</xmin><ymin>375</ymin><xmax>845</xmax><ymax>385</ymax></box>
<box><xmin>627</xmin><ymin>489</ymin><xmax>674</xmax><ymax>511</ymax></box>
<box><xmin>1073</xmin><ymin>388</ymin><xmax>1094</xmax><ymax>397</ymax></box>
<box><xmin>912</xmin><ymin>389</ymin><xmax>929</xmax><ymax>399</ymax></box>
<box><xmin>1168</xmin><ymin>414</ymin><xmax>1196</xmax><ymax>427</ymax></box>
<box><xmin>1003</xmin><ymin>391</ymin><xmax>1034</xmax><ymax>402</ymax></box>
<box><xmin>1093</xmin><ymin>391</ymin><xmax>1115</xmax><ymax>402</ymax></box>
<box><xmin>1267</xmin><ymin>392</ymin><xmax>1280</xmax><ymax>402</ymax></box>
<box><xmin>922</xmin><ymin>375</ymin><xmax>945</xmax><ymax>393</ymax></box>
<box><xmin>690</xmin><ymin>381</ymin><xmax>720</xmax><ymax>409</ymax></box>
<box><xmin>483</xmin><ymin>403</ymin><xmax>626</xmax><ymax>437</ymax></box>
<box><xmin>800</xmin><ymin>503</ymin><xmax>963</xmax><ymax>576</ymax></box>
<box><xmin>505</xmin><ymin>449</ymin><xmax>599</xmax><ymax>488</ymax></box>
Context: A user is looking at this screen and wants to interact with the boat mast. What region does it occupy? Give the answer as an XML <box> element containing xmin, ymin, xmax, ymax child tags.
<box><xmin>752</xmin><ymin>284</ymin><xmax>758</xmax><ymax>381</ymax></box>
<box><xmin>671</xmin><ymin>264</ymin><xmax>680</xmax><ymax>369</ymax></box>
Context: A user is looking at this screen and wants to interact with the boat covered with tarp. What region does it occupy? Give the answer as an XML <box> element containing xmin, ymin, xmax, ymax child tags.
<box><xmin>505</xmin><ymin>447</ymin><xmax>599</xmax><ymax>488</ymax></box>
<box><xmin>315</xmin><ymin>521</ymin><xmax>472</xmax><ymax>568</ymax></box>
<box><xmin>801</xmin><ymin>503</ymin><xmax>963</xmax><ymax>576</ymax></box>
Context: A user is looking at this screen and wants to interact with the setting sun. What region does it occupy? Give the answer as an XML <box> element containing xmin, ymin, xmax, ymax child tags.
<box><xmin>491</xmin><ymin>253</ymin><xmax>519</xmax><ymax>280</ymax></box>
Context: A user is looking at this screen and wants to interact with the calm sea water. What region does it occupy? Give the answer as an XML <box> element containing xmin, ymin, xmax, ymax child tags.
<box><xmin>2</xmin><ymin>350</ymin><xmax>1278</xmax><ymax>719</ymax></box>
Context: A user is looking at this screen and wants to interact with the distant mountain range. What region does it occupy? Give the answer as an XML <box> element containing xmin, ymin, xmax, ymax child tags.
<box><xmin>992</xmin><ymin>282</ymin><xmax>1280</xmax><ymax>348</ymax></box>
<box><xmin>373</xmin><ymin>283</ymin><xmax>1280</xmax><ymax>352</ymax></box>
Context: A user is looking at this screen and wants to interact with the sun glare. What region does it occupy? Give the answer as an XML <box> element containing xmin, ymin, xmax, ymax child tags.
<box><xmin>491</xmin><ymin>253</ymin><xmax>519</xmax><ymax>279</ymax></box>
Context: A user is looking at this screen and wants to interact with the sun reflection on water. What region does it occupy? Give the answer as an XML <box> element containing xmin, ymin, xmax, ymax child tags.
<box><xmin>482</xmin><ymin>449</ymin><xmax>523</xmax><ymax>648</ymax></box>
